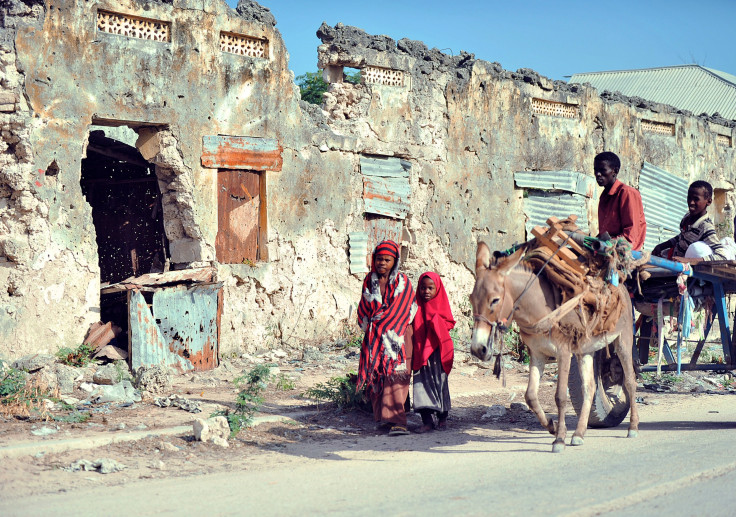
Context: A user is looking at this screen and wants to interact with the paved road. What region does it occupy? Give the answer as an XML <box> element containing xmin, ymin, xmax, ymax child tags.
<box><xmin>2</xmin><ymin>394</ymin><xmax>735</xmax><ymax>516</ymax></box>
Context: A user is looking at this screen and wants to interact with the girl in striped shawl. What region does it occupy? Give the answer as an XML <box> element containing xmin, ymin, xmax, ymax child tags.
<box><xmin>357</xmin><ymin>240</ymin><xmax>416</xmax><ymax>436</ymax></box>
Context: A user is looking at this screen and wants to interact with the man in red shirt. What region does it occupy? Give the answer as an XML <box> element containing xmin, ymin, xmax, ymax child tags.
<box><xmin>595</xmin><ymin>152</ymin><xmax>646</xmax><ymax>251</ymax></box>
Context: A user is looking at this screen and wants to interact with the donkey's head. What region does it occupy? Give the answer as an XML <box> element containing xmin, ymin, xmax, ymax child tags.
<box><xmin>469</xmin><ymin>242</ymin><xmax>524</xmax><ymax>362</ymax></box>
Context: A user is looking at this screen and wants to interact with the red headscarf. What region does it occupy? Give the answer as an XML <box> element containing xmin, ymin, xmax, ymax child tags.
<box><xmin>356</xmin><ymin>240</ymin><xmax>416</xmax><ymax>391</ymax></box>
<box><xmin>412</xmin><ymin>272</ymin><xmax>455</xmax><ymax>374</ymax></box>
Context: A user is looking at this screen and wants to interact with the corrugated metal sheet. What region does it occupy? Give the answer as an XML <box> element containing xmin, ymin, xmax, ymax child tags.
<box><xmin>363</xmin><ymin>176</ymin><xmax>410</xmax><ymax>219</ymax></box>
<box><xmin>569</xmin><ymin>65</ymin><xmax>736</xmax><ymax>120</ymax></box>
<box><xmin>361</xmin><ymin>156</ymin><xmax>411</xmax><ymax>219</ymax></box>
<box><xmin>514</xmin><ymin>170</ymin><xmax>595</xmax><ymax>198</ymax></box>
<box><xmin>365</xmin><ymin>216</ymin><xmax>403</xmax><ymax>254</ymax></box>
<box><xmin>130</xmin><ymin>284</ymin><xmax>221</xmax><ymax>373</ymax></box>
<box><xmin>201</xmin><ymin>135</ymin><xmax>283</xmax><ymax>171</ymax></box>
<box><xmin>348</xmin><ymin>232</ymin><xmax>369</xmax><ymax>274</ymax></box>
<box><xmin>639</xmin><ymin>162</ymin><xmax>688</xmax><ymax>252</ymax></box>
<box><xmin>522</xmin><ymin>191</ymin><xmax>589</xmax><ymax>239</ymax></box>
<box><xmin>360</xmin><ymin>156</ymin><xmax>411</xmax><ymax>178</ymax></box>
<box><xmin>102</xmin><ymin>267</ymin><xmax>215</xmax><ymax>293</ymax></box>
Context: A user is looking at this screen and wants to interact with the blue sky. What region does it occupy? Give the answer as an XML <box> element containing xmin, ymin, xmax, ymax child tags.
<box><xmin>225</xmin><ymin>0</ymin><xmax>736</xmax><ymax>81</ymax></box>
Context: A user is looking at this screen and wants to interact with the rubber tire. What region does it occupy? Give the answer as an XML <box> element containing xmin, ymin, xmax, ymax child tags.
<box><xmin>569</xmin><ymin>345</ymin><xmax>630</xmax><ymax>428</ymax></box>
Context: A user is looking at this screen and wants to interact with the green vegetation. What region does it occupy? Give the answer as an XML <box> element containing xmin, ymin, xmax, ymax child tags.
<box><xmin>214</xmin><ymin>364</ymin><xmax>274</xmax><ymax>437</ymax></box>
<box><xmin>275</xmin><ymin>373</ymin><xmax>296</xmax><ymax>391</ymax></box>
<box><xmin>53</xmin><ymin>411</ymin><xmax>90</xmax><ymax>423</ymax></box>
<box><xmin>56</xmin><ymin>343</ymin><xmax>95</xmax><ymax>367</ymax></box>
<box><xmin>303</xmin><ymin>372</ymin><xmax>368</xmax><ymax>411</ymax></box>
<box><xmin>504</xmin><ymin>323</ymin><xmax>528</xmax><ymax>364</ymax></box>
<box><xmin>296</xmin><ymin>69</ymin><xmax>362</xmax><ymax>105</ymax></box>
<box><xmin>0</xmin><ymin>367</ymin><xmax>54</xmax><ymax>418</ymax></box>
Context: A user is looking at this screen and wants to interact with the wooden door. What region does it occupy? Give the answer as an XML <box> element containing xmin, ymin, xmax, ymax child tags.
<box><xmin>216</xmin><ymin>169</ymin><xmax>260</xmax><ymax>263</ymax></box>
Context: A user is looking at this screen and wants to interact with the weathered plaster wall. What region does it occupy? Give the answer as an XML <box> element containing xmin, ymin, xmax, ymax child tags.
<box><xmin>1</xmin><ymin>0</ymin><xmax>735</xmax><ymax>360</ymax></box>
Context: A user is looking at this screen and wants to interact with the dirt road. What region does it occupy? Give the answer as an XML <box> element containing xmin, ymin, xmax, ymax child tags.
<box><xmin>1</xmin><ymin>354</ymin><xmax>735</xmax><ymax>516</ymax></box>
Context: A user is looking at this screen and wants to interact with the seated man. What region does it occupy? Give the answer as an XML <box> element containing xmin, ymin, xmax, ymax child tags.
<box><xmin>651</xmin><ymin>180</ymin><xmax>727</xmax><ymax>264</ymax></box>
<box><xmin>595</xmin><ymin>151</ymin><xmax>646</xmax><ymax>250</ymax></box>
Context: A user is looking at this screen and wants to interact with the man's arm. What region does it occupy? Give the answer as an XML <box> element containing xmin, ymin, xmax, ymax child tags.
<box><xmin>618</xmin><ymin>189</ymin><xmax>646</xmax><ymax>250</ymax></box>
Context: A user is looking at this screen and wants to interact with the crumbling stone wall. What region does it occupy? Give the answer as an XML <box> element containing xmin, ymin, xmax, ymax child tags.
<box><xmin>1</xmin><ymin>0</ymin><xmax>735</xmax><ymax>361</ymax></box>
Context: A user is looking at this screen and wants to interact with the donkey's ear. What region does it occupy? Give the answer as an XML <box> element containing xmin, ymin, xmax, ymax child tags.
<box><xmin>476</xmin><ymin>242</ymin><xmax>492</xmax><ymax>272</ymax></box>
<box><xmin>496</xmin><ymin>247</ymin><xmax>525</xmax><ymax>276</ymax></box>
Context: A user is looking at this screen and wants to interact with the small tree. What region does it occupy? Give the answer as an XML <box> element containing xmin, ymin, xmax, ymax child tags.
<box><xmin>296</xmin><ymin>71</ymin><xmax>329</xmax><ymax>105</ymax></box>
<box><xmin>296</xmin><ymin>69</ymin><xmax>362</xmax><ymax>105</ymax></box>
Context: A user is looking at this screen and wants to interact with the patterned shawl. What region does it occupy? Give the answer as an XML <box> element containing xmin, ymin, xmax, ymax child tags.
<box><xmin>412</xmin><ymin>272</ymin><xmax>456</xmax><ymax>375</ymax></box>
<box><xmin>356</xmin><ymin>240</ymin><xmax>416</xmax><ymax>392</ymax></box>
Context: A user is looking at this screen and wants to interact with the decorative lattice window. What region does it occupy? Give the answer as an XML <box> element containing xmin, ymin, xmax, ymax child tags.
<box><xmin>531</xmin><ymin>98</ymin><xmax>578</xmax><ymax>119</ymax></box>
<box><xmin>642</xmin><ymin>119</ymin><xmax>675</xmax><ymax>136</ymax></box>
<box><xmin>363</xmin><ymin>66</ymin><xmax>404</xmax><ymax>87</ymax></box>
<box><xmin>716</xmin><ymin>134</ymin><xmax>732</xmax><ymax>147</ymax></box>
<box><xmin>97</xmin><ymin>10</ymin><xmax>170</xmax><ymax>42</ymax></box>
<box><xmin>220</xmin><ymin>32</ymin><xmax>268</xmax><ymax>58</ymax></box>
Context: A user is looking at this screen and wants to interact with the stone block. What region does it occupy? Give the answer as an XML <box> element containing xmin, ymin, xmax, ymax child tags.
<box><xmin>193</xmin><ymin>416</ymin><xmax>230</xmax><ymax>447</ymax></box>
<box><xmin>0</xmin><ymin>103</ymin><xmax>15</xmax><ymax>112</ymax></box>
<box><xmin>12</xmin><ymin>353</ymin><xmax>55</xmax><ymax>372</ymax></box>
<box><xmin>135</xmin><ymin>128</ymin><xmax>162</xmax><ymax>161</ymax></box>
<box><xmin>169</xmin><ymin>238</ymin><xmax>206</xmax><ymax>263</ymax></box>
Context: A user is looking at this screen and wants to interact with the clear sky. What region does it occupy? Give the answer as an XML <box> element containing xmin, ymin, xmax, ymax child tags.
<box><xmin>225</xmin><ymin>0</ymin><xmax>736</xmax><ymax>82</ymax></box>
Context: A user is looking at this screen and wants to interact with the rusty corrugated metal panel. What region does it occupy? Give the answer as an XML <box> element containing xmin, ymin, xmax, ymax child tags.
<box><xmin>639</xmin><ymin>161</ymin><xmax>688</xmax><ymax>252</ymax></box>
<box><xmin>514</xmin><ymin>170</ymin><xmax>595</xmax><ymax>198</ymax></box>
<box><xmin>361</xmin><ymin>155</ymin><xmax>411</xmax><ymax>219</ymax></box>
<box><xmin>523</xmin><ymin>191</ymin><xmax>589</xmax><ymax>239</ymax></box>
<box><xmin>348</xmin><ymin>232</ymin><xmax>369</xmax><ymax>274</ymax></box>
<box><xmin>216</xmin><ymin>169</ymin><xmax>260</xmax><ymax>263</ymax></box>
<box><xmin>130</xmin><ymin>284</ymin><xmax>221</xmax><ymax>373</ymax></box>
<box><xmin>365</xmin><ymin>216</ymin><xmax>403</xmax><ymax>254</ymax></box>
<box><xmin>102</xmin><ymin>267</ymin><xmax>215</xmax><ymax>293</ymax></box>
<box><xmin>201</xmin><ymin>135</ymin><xmax>283</xmax><ymax>171</ymax></box>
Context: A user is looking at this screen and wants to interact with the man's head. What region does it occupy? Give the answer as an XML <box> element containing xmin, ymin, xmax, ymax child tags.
<box><xmin>594</xmin><ymin>152</ymin><xmax>621</xmax><ymax>190</ymax></box>
<box><xmin>687</xmin><ymin>180</ymin><xmax>713</xmax><ymax>218</ymax></box>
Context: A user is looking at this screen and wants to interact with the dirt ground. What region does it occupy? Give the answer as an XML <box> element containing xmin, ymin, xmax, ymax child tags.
<box><xmin>0</xmin><ymin>348</ymin><xmax>731</xmax><ymax>499</ymax></box>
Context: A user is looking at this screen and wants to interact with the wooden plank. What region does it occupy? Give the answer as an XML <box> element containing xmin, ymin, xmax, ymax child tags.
<box><xmin>531</xmin><ymin>226</ymin><xmax>585</xmax><ymax>274</ymax></box>
<box><xmin>201</xmin><ymin>135</ymin><xmax>283</xmax><ymax>171</ymax></box>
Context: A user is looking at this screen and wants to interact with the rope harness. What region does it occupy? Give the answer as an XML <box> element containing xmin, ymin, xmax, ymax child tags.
<box><xmin>472</xmin><ymin>234</ymin><xmax>573</xmax><ymax>385</ymax></box>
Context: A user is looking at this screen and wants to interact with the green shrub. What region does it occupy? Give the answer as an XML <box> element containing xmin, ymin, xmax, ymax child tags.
<box><xmin>303</xmin><ymin>372</ymin><xmax>369</xmax><ymax>411</ymax></box>
<box><xmin>214</xmin><ymin>364</ymin><xmax>274</xmax><ymax>437</ymax></box>
<box><xmin>275</xmin><ymin>373</ymin><xmax>296</xmax><ymax>391</ymax></box>
<box><xmin>56</xmin><ymin>343</ymin><xmax>95</xmax><ymax>367</ymax></box>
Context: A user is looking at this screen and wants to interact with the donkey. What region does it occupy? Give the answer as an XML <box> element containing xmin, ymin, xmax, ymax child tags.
<box><xmin>469</xmin><ymin>242</ymin><xmax>639</xmax><ymax>453</ymax></box>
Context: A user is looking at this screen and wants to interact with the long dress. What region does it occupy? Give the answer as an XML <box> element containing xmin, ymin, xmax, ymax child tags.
<box><xmin>411</xmin><ymin>272</ymin><xmax>455</xmax><ymax>417</ymax></box>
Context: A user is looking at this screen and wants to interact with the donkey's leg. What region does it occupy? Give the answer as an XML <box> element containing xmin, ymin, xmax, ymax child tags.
<box><xmin>571</xmin><ymin>353</ymin><xmax>595</xmax><ymax>446</ymax></box>
<box><xmin>525</xmin><ymin>351</ymin><xmax>555</xmax><ymax>435</ymax></box>
<box><xmin>552</xmin><ymin>350</ymin><xmax>571</xmax><ymax>453</ymax></box>
<box><xmin>615</xmin><ymin>335</ymin><xmax>640</xmax><ymax>438</ymax></box>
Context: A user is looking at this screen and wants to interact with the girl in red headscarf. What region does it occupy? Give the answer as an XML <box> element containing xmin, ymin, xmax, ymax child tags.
<box><xmin>411</xmin><ymin>272</ymin><xmax>456</xmax><ymax>432</ymax></box>
<box><xmin>357</xmin><ymin>240</ymin><xmax>416</xmax><ymax>436</ymax></box>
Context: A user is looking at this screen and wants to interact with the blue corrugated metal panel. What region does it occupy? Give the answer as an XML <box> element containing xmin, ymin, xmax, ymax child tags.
<box><xmin>130</xmin><ymin>284</ymin><xmax>220</xmax><ymax>374</ymax></box>
<box><xmin>349</xmin><ymin>232</ymin><xmax>369</xmax><ymax>274</ymax></box>
<box><xmin>360</xmin><ymin>156</ymin><xmax>411</xmax><ymax>178</ymax></box>
<box><xmin>514</xmin><ymin>170</ymin><xmax>595</xmax><ymax>198</ymax></box>
<box><xmin>569</xmin><ymin>65</ymin><xmax>736</xmax><ymax>120</ymax></box>
<box><xmin>363</xmin><ymin>176</ymin><xmax>410</xmax><ymax>219</ymax></box>
<box><xmin>366</xmin><ymin>217</ymin><xmax>403</xmax><ymax>253</ymax></box>
<box><xmin>523</xmin><ymin>191</ymin><xmax>589</xmax><ymax>239</ymax></box>
<box><xmin>201</xmin><ymin>135</ymin><xmax>282</xmax><ymax>171</ymax></box>
<box><xmin>639</xmin><ymin>162</ymin><xmax>688</xmax><ymax>252</ymax></box>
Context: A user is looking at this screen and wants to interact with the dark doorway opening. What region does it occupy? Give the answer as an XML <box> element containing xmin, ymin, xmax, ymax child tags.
<box><xmin>81</xmin><ymin>129</ymin><xmax>169</xmax><ymax>286</ymax></box>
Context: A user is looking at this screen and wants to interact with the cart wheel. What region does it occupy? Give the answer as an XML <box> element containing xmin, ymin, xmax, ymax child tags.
<box><xmin>569</xmin><ymin>344</ymin><xmax>630</xmax><ymax>428</ymax></box>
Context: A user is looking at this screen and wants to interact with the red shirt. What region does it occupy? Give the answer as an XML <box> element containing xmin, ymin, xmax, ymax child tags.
<box><xmin>598</xmin><ymin>180</ymin><xmax>646</xmax><ymax>251</ymax></box>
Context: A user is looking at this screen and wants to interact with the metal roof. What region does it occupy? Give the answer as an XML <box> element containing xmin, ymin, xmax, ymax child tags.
<box><xmin>569</xmin><ymin>64</ymin><xmax>736</xmax><ymax>120</ymax></box>
<box><xmin>638</xmin><ymin>162</ymin><xmax>688</xmax><ymax>252</ymax></box>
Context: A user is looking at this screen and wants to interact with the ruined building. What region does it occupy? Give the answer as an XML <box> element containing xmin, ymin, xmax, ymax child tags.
<box><xmin>1</xmin><ymin>0</ymin><xmax>734</xmax><ymax>366</ymax></box>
